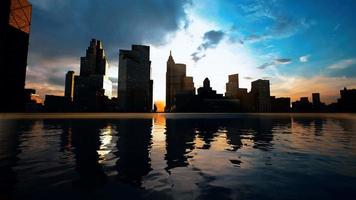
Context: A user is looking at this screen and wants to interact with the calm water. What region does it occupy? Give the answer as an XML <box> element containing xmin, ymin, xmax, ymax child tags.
<box><xmin>0</xmin><ymin>113</ymin><xmax>356</xmax><ymax>200</ymax></box>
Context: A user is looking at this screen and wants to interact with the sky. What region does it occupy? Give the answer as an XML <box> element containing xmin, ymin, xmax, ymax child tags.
<box><xmin>26</xmin><ymin>0</ymin><xmax>356</xmax><ymax>104</ymax></box>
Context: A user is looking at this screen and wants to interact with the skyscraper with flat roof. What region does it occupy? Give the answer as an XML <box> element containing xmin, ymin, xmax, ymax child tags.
<box><xmin>118</xmin><ymin>45</ymin><xmax>153</xmax><ymax>112</ymax></box>
<box><xmin>65</xmin><ymin>71</ymin><xmax>75</xmax><ymax>101</ymax></box>
<box><xmin>0</xmin><ymin>0</ymin><xmax>32</xmax><ymax>112</ymax></box>
<box><xmin>225</xmin><ymin>74</ymin><xmax>239</xmax><ymax>98</ymax></box>
<box><xmin>250</xmin><ymin>79</ymin><xmax>271</xmax><ymax>112</ymax></box>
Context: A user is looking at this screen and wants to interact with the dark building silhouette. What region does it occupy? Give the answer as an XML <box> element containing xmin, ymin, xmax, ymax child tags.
<box><xmin>198</xmin><ymin>78</ymin><xmax>223</xmax><ymax>99</ymax></box>
<box><xmin>74</xmin><ymin>39</ymin><xmax>112</xmax><ymax>111</ymax></box>
<box><xmin>0</xmin><ymin>0</ymin><xmax>32</xmax><ymax>112</ymax></box>
<box><xmin>44</xmin><ymin>95</ymin><xmax>67</xmax><ymax>112</ymax></box>
<box><xmin>118</xmin><ymin>45</ymin><xmax>153</xmax><ymax>112</ymax></box>
<box><xmin>24</xmin><ymin>89</ymin><xmax>43</xmax><ymax>112</ymax></box>
<box><xmin>165</xmin><ymin>51</ymin><xmax>195</xmax><ymax>112</ymax></box>
<box><xmin>250</xmin><ymin>79</ymin><xmax>271</xmax><ymax>112</ymax></box>
<box><xmin>337</xmin><ymin>88</ymin><xmax>356</xmax><ymax>112</ymax></box>
<box><xmin>312</xmin><ymin>93</ymin><xmax>321</xmax><ymax>106</ymax></box>
<box><xmin>225</xmin><ymin>74</ymin><xmax>253</xmax><ymax>112</ymax></box>
<box><xmin>312</xmin><ymin>93</ymin><xmax>326</xmax><ymax>112</ymax></box>
<box><xmin>271</xmin><ymin>96</ymin><xmax>291</xmax><ymax>112</ymax></box>
<box><xmin>225</xmin><ymin>74</ymin><xmax>239</xmax><ymax>98</ymax></box>
<box><xmin>292</xmin><ymin>97</ymin><xmax>313</xmax><ymax>112</ymax></box>
<box><xmin>196</xmin><ymin>78</ymin><xmax>240</xmax><ymax>112</ymax></box>
<box><xmin>65</xmin><ymin>71</ymin><xmax>75</xmax><ymax>101</ymax></box>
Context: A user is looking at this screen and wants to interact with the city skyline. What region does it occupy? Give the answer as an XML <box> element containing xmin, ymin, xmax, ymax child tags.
<box><xmin>25</xmin><ymin>0</ymin><xmax>356</xmax><ymax>105</ymax></box>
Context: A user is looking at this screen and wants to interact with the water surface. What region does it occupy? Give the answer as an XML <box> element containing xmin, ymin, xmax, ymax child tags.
<box><xmin>0</xmin><ymin>113</ymin><xmax>355</xmax><ymax>200</ymax></box>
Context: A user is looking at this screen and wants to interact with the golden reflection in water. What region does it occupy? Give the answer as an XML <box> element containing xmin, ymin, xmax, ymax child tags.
<box><xmin>97</xmin><ymin>125</ymin><xmax>113</xmax><ymax>163</ymax></box>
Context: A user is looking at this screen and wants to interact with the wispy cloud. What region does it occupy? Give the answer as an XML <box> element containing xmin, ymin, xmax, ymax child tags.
<box><xmin>299</xmin><ymin>55</ymin><xmax>310</xmax><ymax>63</ymax></box>
<box><xmin>191</xmin><ymin>30</ymin><xmax>225</xmax><ymax>62</ymax></box>
<box><xmin>258</xmin><ymin>58</ymin><xmax>292</xmax><ymax>69</ymax></box>
<box><xmin>238</xmin><ymin>1</ymin><xmax>315</xmax><ymax>43</ymax></box>
<box><xmin>328</xmin><ymin>58</ymin><xmax>356</xmax><ymax>70</ymax></box>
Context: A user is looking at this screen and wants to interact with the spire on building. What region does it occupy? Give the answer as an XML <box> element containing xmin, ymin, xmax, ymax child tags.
<box><xmin>168</xmin><ymin>50</ymin><xmax>175</xmax><ymax>63</ymax></box>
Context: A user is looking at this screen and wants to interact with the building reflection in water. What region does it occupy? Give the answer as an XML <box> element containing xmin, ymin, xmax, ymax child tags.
<box><xmin>69</xmin><ymin>120</ymin><xmax>108</xmax><ymax>188</ymax></box>
<box><xmin>115</xmin><ymin>119</ymin><xmax>152</xmax><ymax>186</ymax></box>
<box><xmin>164</xmin><ymin>119</ymin><xmax>196</xmax><ymax>173</ymax></box>
<box><xmin>0</xmin><ymin>120</ymin><xmax>35</xmax><ymax>199</ymax></box>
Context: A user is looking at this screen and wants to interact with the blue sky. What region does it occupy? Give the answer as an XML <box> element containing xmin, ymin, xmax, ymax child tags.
<box><xmin>26</xmin><ymin>0</ymin><xmax>356</xmax><ymax>103</ymax></box>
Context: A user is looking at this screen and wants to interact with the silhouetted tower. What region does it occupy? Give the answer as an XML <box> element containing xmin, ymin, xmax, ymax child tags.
<box><xmin>118</xmin><ymin>45</ymin><xmax>153</xmax><ymax>112</ymax></box>
<box><xmin>225</xmin><ymin>74</ymin><xmax>239</xmax><ymax>98</ymax></box>
<box><xmin>74</xmin><ymin>39</ymin><xmax>112</xmax><ymax>111</ymax></box>
<box><xmin>65</xmin><ymin>71</ymin><xmax>75</xmax><ymax>101</ymax></box>
<box><xmin>312</xmin><ymin>93</ymin><xmax>321</xmax><ymax>106</ymax></box>
<box><xmin>0</xmin><ymin>0</ymin><xmax>32</xmax><ymax>112</ymax></box>
<box><xmin>165</xmin><ymin>51</ymin><xmax>195</xmax><ymax>111</ymax></box>
<box><xmin>250</xmin><ymin>79</ymin><xmax>271</xmax><ymax>112</ymax></box>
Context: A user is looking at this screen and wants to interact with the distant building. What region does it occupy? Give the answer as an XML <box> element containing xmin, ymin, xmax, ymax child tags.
<box><xmin>197</xmin><ymin>78</ymin><xmax>239</xmax><ymax>112</ymax></box>
<box><xmin>337</xmin><ymin>87</ymin><xmax>356</xmax><ymax>112</ymax></box>
<box><xmin>118</xmin><ymin>45</ymin><xmax>153</xmax><ymax>112</ymax></box>
<box><xmin>198</xmin><ymin>78</ymin><xmax>223</xmax><ymax>99</ymax></box>
<box><xmin>44</xmin><ymin>95</ymin><xmax>67</xmax><ymax>112</ymax></box>
<box><xmin>24</xmin><ymin>89</ymin><xmax>43</xmax><ymax>112</ymax></box>
<box><xmin>166</xmin><ymin>51</ymin><xmax>195</xmax><ymax>112</ymax></box>
<box><xmin>65</xmin><ymin>71</ymin><xmax>75</xmax><ymax>101</ymax></box>
<box><xmin>271</xmin><ymin>96</ymin><xmax>291</xmax><ymax>112</ymax></box>
<box><xmin>250</xmin><ymin>79</ymin><xmax>271</xmax><ymax>112</ymax></box>
<box><xmin>312</xmin><ymin>93</ymin><xmax>321</xmax><ymax>106</ymax></box>
<box><xmin>74</xmin><ymin>39</ymin><xmax>112</xmax><ymax>111</ymax></box>
<box><xmin>0</xmin><ymin>0</ymin><xmax>32</xmax><ymax>112</ymax></box>
<box><xmin>225</xmin><ymin>74</ymin><xmax>239</xmax><ymax>98</ymax></box>
<box><xmin>292</xmin><ymin>97</ymin><xmax>313</xmax><ymax>112</ymax></box>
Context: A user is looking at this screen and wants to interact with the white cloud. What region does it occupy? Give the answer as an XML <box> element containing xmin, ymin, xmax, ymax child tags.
<box><xmin>299</xmin><ymin>55</ymin><xmax>310</xmax><ymax>63</ymax></box>
<box><xmin>328</xmin><ymin>58</ymin><xmax>356</xmax><ymax>70</ymax></box>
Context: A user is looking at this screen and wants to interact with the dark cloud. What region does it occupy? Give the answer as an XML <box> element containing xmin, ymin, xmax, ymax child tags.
<box><xmin>191</xmin><ymin>30</ymin><xmax>225</xmax><ymax>62</ymax></box>
<box><xmin>28</xmin><ymin>0</ymin><xmax>191</xmax><ymax>64</ymax></box>
<box><xmin>244</xmin><ymin>76</ymin><xmax>254</xmax><ymax>80</ymax></box>
<box><xmin>258</xmin><ymin>58</ymin><xmax>292</xmax><ymax>69</ymax></box>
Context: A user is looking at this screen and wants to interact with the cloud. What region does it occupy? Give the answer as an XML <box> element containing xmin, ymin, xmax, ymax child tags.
<box><xmin>244</xmin><ymin>76</ymin><xmax>254</xmax><ymax>80</ymax></box>
<box><xmin>258</xmin><ymin>58</ymin><xmax>292</xmax><ymax>69</ymax></box>
<box><xmin>29</xmin><ymin>0</ymin><xmax>191</xmax><ymax>62</ymax></box>
<box><xmin>238</xmin><ymin>1</ymin><xmax>315</xmax><ymax>43</ymax></box>
<box><xmin>191</xmin><ymin>30</ymin><xmax>225</xmax><ymax>62</ymax></box>
<box><xmin>299</xmin><ymin>55</ymin><xmax>310</xmax><ymax>63</ymax></box>
<box><xmin>328</xmin><ymin>58</ymin><xmax>356</xmax><ymax>70</ymax></box>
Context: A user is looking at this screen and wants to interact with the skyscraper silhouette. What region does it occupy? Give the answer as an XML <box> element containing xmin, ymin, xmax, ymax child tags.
<box><xmin>0</xmin><ymin>0</ymin><xmax>32</xmax><ymax>112</ymax></box>
<box><xmin>65</xmin><ymin>71</ymin><xmax>75</xmax><ymax>102</ymax></box>
<box><xmin>250</xmin><ymin>79</ymin><xmax>271</xmax><ymax>112</ymax></box>
<box><xmin>225</xmin><ymin>74</ymin><xmax>239</xmax><ymax>98</ymax></box>
<box><xmin>118</xmin><ymin>45</ymin><xmax>153</xmax><ymax>112</ymax></box>
<box><xmin>165</xmin><ymin>51</ymin><xmax>195</xmax><ymax>112</ymax></box>
<box><xmin>74</xmin><ymin>39</ymin><xmax>112</xmax><ymax>111</ymax></box>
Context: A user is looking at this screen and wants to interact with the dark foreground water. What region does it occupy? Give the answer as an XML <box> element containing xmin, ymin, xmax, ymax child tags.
<box><xmin>0</xmin><ymin>113</ymin><xmax>356</xmax><ymax>200</ymax></box>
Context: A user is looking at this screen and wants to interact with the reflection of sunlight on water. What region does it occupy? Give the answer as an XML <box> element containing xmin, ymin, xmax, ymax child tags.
<box><xmin>142</xmin><ymin>114</ymin><xmax>170</xmax><ymax>191</ymax></box>
<box><xmin>97</xmin><ymin>125</ymin><xmax>113</xmax><ymax>163</ymax></box>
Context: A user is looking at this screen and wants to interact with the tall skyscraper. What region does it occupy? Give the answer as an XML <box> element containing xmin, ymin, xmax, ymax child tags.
<box><xmin>225</xmin><ymin>74</ymin><xmax>239</xmax><ymax>98</ymax></box>
<box><xmin>166</xmin><ymin>51</ymin><xmax>195</xmax><ymax>111</ymax></box>
<box><xmin>250</xmin><ymin>79</ymin><xmax>271</xmax><ymax>112</ymax></box>
<box><xmin>74</xmin><ymin>39</ymin><xmax>112</xmax><ymax>111</ymax></box>
<box><xmin>312</xmin><ymin>93</ymin><xmax>321</xmax><ymax>106</ymax></box>
<box><xmin>118</xmin><ymin>45</ymin><xmax>153</xmax><ymax>112</ymax></box>
<box><xmin>0</xmin><ymin>0</ymin><xmax>32</xmax><ymax>112</ymax></box>
<box><xmin>65</xmin><ymin>71</ymin><xmax>75</xmax><ymax>101</ymax></box>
